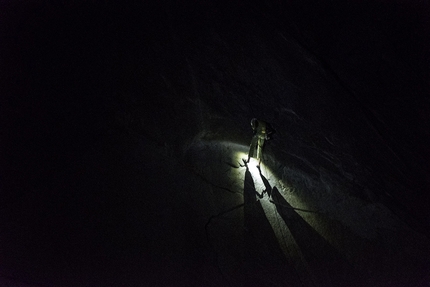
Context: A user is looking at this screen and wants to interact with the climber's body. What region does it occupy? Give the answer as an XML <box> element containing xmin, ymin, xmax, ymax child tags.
<box><xmin>248</xmin><ymin>118</ymin><xmax>274</xmax><ymax>162</ymax></box>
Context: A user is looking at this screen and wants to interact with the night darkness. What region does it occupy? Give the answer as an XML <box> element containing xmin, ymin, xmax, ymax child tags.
<box><xmin>1</xmin><ymin>1</ymin><xmax>430</xmax><ymax>286</ymax></box>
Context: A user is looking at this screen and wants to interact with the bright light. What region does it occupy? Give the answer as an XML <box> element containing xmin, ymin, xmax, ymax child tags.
<box><xmin>233</xmin><ymin>151</ymin><xmax>276</xmax><ymax>196</ymax></box>
<box><xmin>234</xmin><ymin>149</ymin><xmax>311</xmax><ymax>279</ymax></box>
<box><xmin>189</xmin><ymin>139</ymin><xmax>383</xmax><ymax>282</ymax></box>
<box><xmin>187</xmin><ymin>140</ymin><xmax>328</xmax><ymax>283</ymax></box>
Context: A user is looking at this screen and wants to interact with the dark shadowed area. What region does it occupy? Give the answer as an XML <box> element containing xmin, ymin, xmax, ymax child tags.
<box><xmin>1</xmin><ymin>1</ymin><xmax>430</xmax><ymax>286</ymax></box>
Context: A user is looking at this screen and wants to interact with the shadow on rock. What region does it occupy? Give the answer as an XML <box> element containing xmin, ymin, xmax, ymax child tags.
<box><xmin>242</xmin><ymin>164</ymin><xmax>302</xmax><ymax>287</ymax></box>
<box><xmin>271</xmin><ymin>186</ymin><xmax>364</xmax><ymax>287</ymax></box>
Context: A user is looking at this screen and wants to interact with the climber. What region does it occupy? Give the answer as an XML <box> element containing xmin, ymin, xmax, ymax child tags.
<box><xmin>247</xmin><ymin>118</ymin><xmax>274</xmax><ymax>163</ymax></box>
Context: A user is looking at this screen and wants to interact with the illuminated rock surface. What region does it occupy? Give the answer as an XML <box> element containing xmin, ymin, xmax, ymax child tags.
<box><xmin>1</xmin><ymin>1</ymin><xmax>430</xmax><ymax>286</ymax></box>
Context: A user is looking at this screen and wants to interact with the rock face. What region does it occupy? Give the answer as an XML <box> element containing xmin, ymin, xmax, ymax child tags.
<box><xmin>1</xmin><ymin>1</ymin><xmax>429</xmax><ymax>286</ymax></box>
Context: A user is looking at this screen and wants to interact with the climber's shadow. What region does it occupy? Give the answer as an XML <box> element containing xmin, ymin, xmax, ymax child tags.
<box><xmin>271</xmin><ymin>185</ymin><xmax>355</xmax><ymax>287</ymax></box>
<box><xmin>243</xmin><ymin>162</ymin><xmax>263</xmax><ymax>200</ymax></box>
<box><xmin>256</xmin><ymin>165</ymin><xmax>272</xmax><ymax>198</ymax></box>
<box><xmin>242</xmin><ymin>162</ymin><xmax>298</xmax><ymax>286</ymax></box>
<box><xmin>245</xmin><ymin>163</ymin><xmax>356</xmax><ymax>286</ymax></box>
<box><xmin>256</xmin><ymin>168</ymin><xmax>343</xmax><ymax>266</ymax></box>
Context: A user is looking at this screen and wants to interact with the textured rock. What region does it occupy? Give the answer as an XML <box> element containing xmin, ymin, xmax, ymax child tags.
<box><xmin>1</xmin><ymin>1</ymin><xmax>429</xmax><ymax>286</ymax></box>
